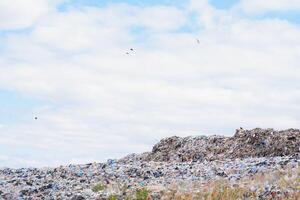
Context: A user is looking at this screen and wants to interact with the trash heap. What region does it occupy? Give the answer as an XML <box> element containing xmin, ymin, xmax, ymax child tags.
<box><xmin>0</xmin><ymin>128</ymin><xmax>299</xmax><ymax>200</ymax></box>
<box><xmin>141</xmin><ymin>128</ymin><xmax>300</xmax><ymax>162</ymax></box>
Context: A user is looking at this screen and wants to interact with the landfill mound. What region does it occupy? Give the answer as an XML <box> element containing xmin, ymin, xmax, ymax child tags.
<box><xmin>0</xmin><ymin>128</ymin><xmax>299</xmax><ymax>199</ymax></box>
<box><xmin>142</xmin><ymin>128</ymin><xmax>300</xmax><ymax>162</ymax></box>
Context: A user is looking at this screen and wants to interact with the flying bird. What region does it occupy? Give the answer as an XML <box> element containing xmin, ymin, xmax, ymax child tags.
<box><xmin>126</xmin><ymin>48</ymin><xmax>134</xmax><ymax>55</ymax></box>
<box><xmin>34</xmin><ymin>117</ymin><xmax>38</xmax><ymax>120</ymax></box>
<box><xmin>196</xmin><ymin>39</ymin><xmax>200</xmax><ymax>44</ymax></box>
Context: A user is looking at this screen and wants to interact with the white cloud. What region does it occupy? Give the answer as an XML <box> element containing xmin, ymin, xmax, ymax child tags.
<box><xmin>237</xmin><ymin>0</ymin><xmax>300</xmax><ymax>14</ymax></box>
<box><xmin>0</xmin><ymin>1</ymin><xmax>300</xmax><ymax>167</ymax></box>
<box><xmin>137</xmin><ymin>6</ymin><xmax>187</xmax><ymax>31</ymax></box>
<box><xmin>188</xmin><ymin>0</ymin><xmax>238</xmax><ymax>29</ymax></box>
<box><xmin>0</xmin><ymin>0</ymin><xmax>62</xmax><ymax>30</ymax></box>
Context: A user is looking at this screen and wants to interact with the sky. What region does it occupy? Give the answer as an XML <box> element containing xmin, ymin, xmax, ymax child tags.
<box><xmin>0</xmin><ymin>0</ymin><xmax>300</xmax><ymax>168</ymax></box>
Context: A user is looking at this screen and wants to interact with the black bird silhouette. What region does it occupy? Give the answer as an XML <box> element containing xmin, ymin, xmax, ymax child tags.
<box><xmin>34</xmin><ymin>117</ymin><xmax>38</xmax><ymax>120</ymax></box>
<box><xmin>196</xmin><ymin>39</ymin><xmax>200</xmax><ymax>44</ymax></box>
<box><xmin>130</xmin><ymin>48</ymin><xmax>134</xmax><ymax>51</ymax></box>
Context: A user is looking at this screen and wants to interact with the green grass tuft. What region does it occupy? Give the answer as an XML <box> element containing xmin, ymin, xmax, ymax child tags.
<box><xmin>136</xmin><ymin>188</ymin><xmax>149</xmax><ymax>200</ymax></box>
<box><xmin>92</xmin><ymin>183</ymin><xmax>106</xmax><ymax>192</ymax></box>
<box><xmin>108</xmin><ymin>194</ymin><xmax>118</xmax><ymax>200</ymax></box>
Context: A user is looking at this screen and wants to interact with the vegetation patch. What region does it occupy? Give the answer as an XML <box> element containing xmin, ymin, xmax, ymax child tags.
<box><xmin>136</xmin><ymin>188</ymin><xmax>150</xmax><ymax>200</ymax></box>
<box><xmin>91</xmin><ymin>183</ymin><xmax>106</xmax><ymax>192</ymax></box>
<box><xmin>108</xmin><ymin>194</ymin><xmax>118</xmax><ymax>200</ymax></box>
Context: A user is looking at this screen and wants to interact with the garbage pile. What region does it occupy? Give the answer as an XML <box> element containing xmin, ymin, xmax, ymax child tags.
<box><xmin>142</xmin><ymin>128</ymin><xmax>300</xmax><ymax>162</ymax></box>
<box><xmin>0</xmin><ymin>128</ymin><xmax>299</xmax><ymax>199</ymax></box>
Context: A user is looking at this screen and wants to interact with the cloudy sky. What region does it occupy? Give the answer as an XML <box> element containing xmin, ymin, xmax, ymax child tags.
<box><xmin>0</xmin><ymin>0</ymin><xmax>300</xmax><ymax>168</ymax></box>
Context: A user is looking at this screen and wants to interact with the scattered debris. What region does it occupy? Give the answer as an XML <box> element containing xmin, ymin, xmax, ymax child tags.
<box><xmin>0</xmin><ymin>128</ymin><xmax>299</xmax><ymax>199</ymax></box>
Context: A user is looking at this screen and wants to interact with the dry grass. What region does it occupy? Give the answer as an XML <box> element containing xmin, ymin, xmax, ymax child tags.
<box><xmin>151</xmin><ymin>167</ymin><xmax>300</xmax><ymax>200</ymax></box>
<box><xmin>93</xmin><ymin>167</ymin><xmax>300</xmax><ymax>200</ymax></box>
<box><xmin>156</xmin><ymin>181</ymin><xmax>256</xmax><ymax>200</ymax></box>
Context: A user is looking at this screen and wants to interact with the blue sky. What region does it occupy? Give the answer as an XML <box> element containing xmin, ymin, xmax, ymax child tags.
<box><xmin>59</xmin><ymin>0</ymin><xmax>187</xmax><ymax>9</ymax></box>
<box><xmin>58</xmin><ymin>0</ymin><xmax>249</xmax><ymax>10</ymax></box>
<box><xmin>0</xmin><ymin>90</ymin><xmax>43</xmax><ymax>124</ymax></box>
<box><xmin>57</xmin><ymin>0</ymin><xmax>300</xmax><ymax>23</ymax></box>
<box><xmin>210</xmin><ymin>0</ymin><xmax>239</xmax><ymax>9</ymax></box>
<box><xmin>0</xmin><ymin>0</ymin><xmax>300</xmax><ymax>167</ymax></box>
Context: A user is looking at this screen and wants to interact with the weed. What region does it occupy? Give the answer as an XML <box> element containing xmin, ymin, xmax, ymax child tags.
<box><xmin>92</xmin><ymin>183</ymin><xmax>106</xmax><ymax>192</ymax></box>
<box><xmin>136</xmin><ymin>188</ymin><xmax>149</xmax><ymax>200</ymax></box>
<box><xmin>108</xmin><ymin>194</ymin><xmax>118</xmax><ymax>200</ymax></box>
